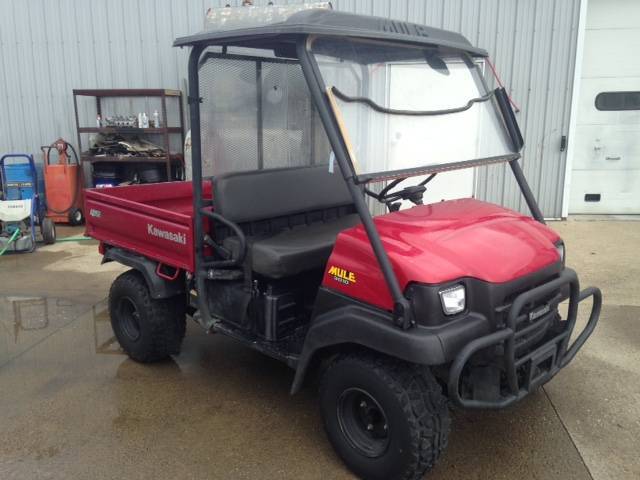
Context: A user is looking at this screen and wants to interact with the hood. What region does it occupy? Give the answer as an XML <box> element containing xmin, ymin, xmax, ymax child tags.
<box><xmin>325</xmin><ymin>199</ymin><xmax>561</xmax><ymax>310</ymax></box>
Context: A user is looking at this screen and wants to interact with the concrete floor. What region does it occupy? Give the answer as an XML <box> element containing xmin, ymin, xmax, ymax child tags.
<box><xmin>0</xmin><ymin>221</ymin><xmax>638</xmax><ymax>479</ymax></box>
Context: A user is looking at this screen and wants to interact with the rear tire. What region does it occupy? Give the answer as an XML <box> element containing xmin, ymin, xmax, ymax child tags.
<box><xmin>319</xmin><ymin>354</ymin><xmax>450</xmax><ymax>480</ymax></box>
<box><xmin>68</xmin><ymin>208</ymin><xmax>84</xmax><ymax>226</ymax></box>
<box><xmin>108</xmin><ymin>270</ymin><xmax>186</xmax><ymax>363</ymax></box>
<box><xmin>41</xmin><ymin>218</ymin><xmax>56</xmax><ymax>244</ymax></box>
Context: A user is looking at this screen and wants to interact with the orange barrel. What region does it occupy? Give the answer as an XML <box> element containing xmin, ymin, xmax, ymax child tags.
<box><xmin>42</xmin><ymin>139</ymin><xmax>84</xmax><ymax>225</ymax></box>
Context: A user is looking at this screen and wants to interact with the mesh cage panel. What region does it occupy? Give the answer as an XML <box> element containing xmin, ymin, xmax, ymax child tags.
<box><xmin>200</xmin><ymin>57</ymin><xmax>259</xmax><ymax>176</ymax></box>
<box><xmin>198</xmin><ymin>53</ymin><xmax>330</xmax><ymax>176</ymax></box>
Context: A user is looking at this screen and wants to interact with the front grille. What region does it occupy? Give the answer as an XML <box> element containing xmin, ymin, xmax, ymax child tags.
<box><xmin>497</xmin><ymin>291</ymin><xmax>564</xmax><ymax>356</ymax></box>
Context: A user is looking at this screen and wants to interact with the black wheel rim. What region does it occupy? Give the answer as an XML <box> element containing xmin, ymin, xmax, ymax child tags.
<box><xmin>337</xmin><ymin>388</ymin><xmax>390</xmax><ymax>458</ymax></box>
<box><xmin>117</xmin><ymin>297</ymin><xmax>142</xmax><ymax>342</ymax></box>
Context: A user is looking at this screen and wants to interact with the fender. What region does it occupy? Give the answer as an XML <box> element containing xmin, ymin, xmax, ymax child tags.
<box><xmin>103</xmin><ymin>246</ymin><xmax>185</xmax><ymax>299</ymax></box>
<box><xmin>290</xmin><ymin>289</ymin><xmax>490</xmax><ymax>394</ymax></box>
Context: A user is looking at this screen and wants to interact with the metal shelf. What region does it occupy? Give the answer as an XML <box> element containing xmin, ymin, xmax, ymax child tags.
<box><xmin>78</xmin><ymin>127</ymin><xmax>183</xmax><ymax>134</ymax></box>
<box><xmin>73</xmin><ymin>88</ymin><xmax>185</xmax><ymax>184</ymax></box>
<box><xmin>81</xmin><ymin>154</ymin><xmax>184</xmax><ymax>164</ymax></box>
<box><xmin>73</xmin><ymin>88</ymin><xmax>182</xmax><ymax>97</ymax></box>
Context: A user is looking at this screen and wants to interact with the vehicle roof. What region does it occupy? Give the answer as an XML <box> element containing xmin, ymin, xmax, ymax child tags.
<box><xmin>173</xmin><ymin>8</ymin><xmax>487</xmax><ymax>57</ymax></box>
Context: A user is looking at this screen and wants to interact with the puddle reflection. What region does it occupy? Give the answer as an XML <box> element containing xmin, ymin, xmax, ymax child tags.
<box><xmin>0</xmin><ymin>295</ymin><xmax>141</xmax><ymax>368</ymax></box>
<box><xmin>0</xmin><ymin>296</ymin><xmax>85</xmax><ymax>365</ymax></box>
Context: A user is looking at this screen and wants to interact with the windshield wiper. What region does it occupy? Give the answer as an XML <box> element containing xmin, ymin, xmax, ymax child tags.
<box><xmin>330</xmin><ymin>86</ymin><xmax>494</xmax><ymax>116</ymax></box>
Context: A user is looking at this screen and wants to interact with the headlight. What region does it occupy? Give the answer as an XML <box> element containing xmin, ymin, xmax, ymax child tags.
<box><xmin>555</xmin><ymin>242</ymin><xmax>565</xmax><ymax>264</ymax></box>
<box><xmin>439</xmin><ymin>285</ymin><xmax>466</xmax><ymax>316</ymax></box>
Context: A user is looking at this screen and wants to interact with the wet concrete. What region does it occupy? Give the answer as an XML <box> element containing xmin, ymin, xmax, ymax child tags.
<box><xmin>0</xmin><ymin>226</ymin><xmax>126</xmax><ymax>305</ymax></box>
<box><xmin>0</xmin><ymin>221</ymin><xmax>638</xmax><ymax>479</ymax></box>
<box><xmin>547</xmin><ymin>219</ymin><xmax>640</xmax><ymax>480</ymax></box>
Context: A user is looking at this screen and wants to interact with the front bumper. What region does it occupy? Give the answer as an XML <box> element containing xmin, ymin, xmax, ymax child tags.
<box><xmin>447</xmin><ymin>268</ymin><xmax>602</xmax><ymax>409</ymax></box>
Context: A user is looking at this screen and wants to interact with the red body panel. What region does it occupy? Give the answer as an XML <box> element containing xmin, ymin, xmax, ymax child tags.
<box><xmin>84</xmin><ymin>181</ymin><xmax>211</xmax><ymax>272</ymax></box>
<box><xmin>322</xmin><ymin>199</ymin><xmax>561</xmax><ymax>311</ymax></box>
<box><xmin>88</xmin><ymin>184</ymin><xmax>560</xmax><ymax>311</ymax></box>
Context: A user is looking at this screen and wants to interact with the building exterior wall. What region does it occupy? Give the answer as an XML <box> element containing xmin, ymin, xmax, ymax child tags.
<box><xmin>0</xmin><ymin>0</ymin><xmax>580</xmax><ymax>217</ymax></box>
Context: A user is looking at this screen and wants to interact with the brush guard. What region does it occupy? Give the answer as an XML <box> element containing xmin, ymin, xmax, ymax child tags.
<box><xmin>447</xmin><ymin>268</ymin><xmax>602</xmax><ymax>409</ymax></box>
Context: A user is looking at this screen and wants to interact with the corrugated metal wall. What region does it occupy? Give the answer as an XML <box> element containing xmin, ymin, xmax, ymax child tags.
<box><xmin>0</xmin><ymin>0</ymin><xmax>580</xmax><ymax>217</ymax></box>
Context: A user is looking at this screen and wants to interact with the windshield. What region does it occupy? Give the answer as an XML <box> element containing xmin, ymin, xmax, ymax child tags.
<box><xmin>310</xmin><ymin>37</ymin><xmax>516</xmax><ymax>182</ymax></box>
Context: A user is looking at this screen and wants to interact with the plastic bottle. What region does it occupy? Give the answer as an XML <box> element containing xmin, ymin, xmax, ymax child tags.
<box><xmin>137</xmin><ymin>112</ymin><xmax>143</xmax><ymax>128</ymax></box>
<box><xmin>142</xmin><ymin>112</ymin><xmax>149</xmax><ymax>128</ymax></box>
<box><xmin>153</xmin><ymin>110</ymin><xmax>160</xmax><ymax>128</ymax></box>
<box><xmin>96</xmin><ymin>115</ymin><xmax>102</xmax><ymax>128</ymax></box>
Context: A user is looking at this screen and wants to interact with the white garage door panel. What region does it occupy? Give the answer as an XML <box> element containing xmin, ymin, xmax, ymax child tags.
<box><xmin>577</xmin><ymin>78</ymin><xmax>640</xmax><ymax>125</ymax></box>
<box><xmin>570</xmin><ymin>170</ymin><xmax>640</xmax><ymax>214</ymax></box>
<box><xmin>569</xmin><ymin>0</ymin><xmax>640</xmax><ymax>215</ymax></box>
<box><xmin>586</xmin><ymin>0</ymin><xmax>640</xmax><ymax>29</ymax></box>
<box><xmin>581</xmin><ymin>29</ymin><xmax>640</xmax><ymax>78</ymax></box>
<box><xmin>574</xmin><ymin>125</ymin><xmax>640</xmax><ymax>171</ymax></box>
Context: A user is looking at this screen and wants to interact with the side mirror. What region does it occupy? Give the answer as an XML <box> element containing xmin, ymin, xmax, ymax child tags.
<box><xmin>495</xmin><ymin>87</ymin><xmax>524</xmax><ymax>151</ymax></box>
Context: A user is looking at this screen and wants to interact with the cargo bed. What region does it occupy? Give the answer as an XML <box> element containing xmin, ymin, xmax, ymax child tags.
<box><xmin>84</xmin><ymin>181</ymin><xmax>211</xmax><ymax>272</ymax></box>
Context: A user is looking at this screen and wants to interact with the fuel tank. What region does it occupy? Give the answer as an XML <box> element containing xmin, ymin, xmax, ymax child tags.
<box><xmin>322</xmin><ymin>198</ymin><xmax>561</xmax><ymax>310</ymax></box>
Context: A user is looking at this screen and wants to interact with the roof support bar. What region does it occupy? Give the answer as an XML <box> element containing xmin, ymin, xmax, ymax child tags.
<box><xmin>297</xmin><ymin>38</ymin><xmax>414</xmax><ymax>329</ymax></box>
<box><xmin>188</xmin><ymin>45</ymin><xmax>218</xmax><ymax>330</ymax></box>
<box><xmin>509</xmin><ymin>158</ymin><xmax>545</xmax><ymax>224</ymax></box>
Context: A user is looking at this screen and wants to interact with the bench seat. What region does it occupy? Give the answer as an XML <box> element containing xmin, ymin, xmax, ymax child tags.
<box><xmin>213</xmin><ymin>165</ymin><xmax>358</xmax><ymax>278</ymax></box>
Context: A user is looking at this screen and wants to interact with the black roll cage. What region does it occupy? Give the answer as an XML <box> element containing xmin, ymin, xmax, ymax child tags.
<box><xmin>187</xmin><ymin>35</ymin><xmax>546</xmax><ymax>331</ymax></box>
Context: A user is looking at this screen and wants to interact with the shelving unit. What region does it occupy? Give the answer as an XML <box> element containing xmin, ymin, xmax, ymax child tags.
<box><xmin>73</xmin><ymin>89</ymin><xmax>185</xmax><ymax>184</ymax></box>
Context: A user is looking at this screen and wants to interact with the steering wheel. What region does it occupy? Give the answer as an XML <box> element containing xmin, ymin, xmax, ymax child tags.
<box><xmin>365</xmin><ymin>174</ymin><xmax>437</xmax><ymax>211</ymax></box>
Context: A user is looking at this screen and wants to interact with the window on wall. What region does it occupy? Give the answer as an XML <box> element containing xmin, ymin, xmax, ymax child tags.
<box><xmin>595</xmin><ymin>91</ymin><xmax>640</xmax><ymax>111</ymax></box>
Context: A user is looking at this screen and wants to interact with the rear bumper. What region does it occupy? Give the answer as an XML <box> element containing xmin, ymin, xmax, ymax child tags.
<box><xmin>447</xmin><ymin>268</ymin><xmax>602</xmax><ymax>409</ymax></box>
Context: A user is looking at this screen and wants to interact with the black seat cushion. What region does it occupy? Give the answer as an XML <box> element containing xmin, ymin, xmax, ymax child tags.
<box><xmin>224</xmin><ymin>214</ymin><xmax>360</xmax><ymax>278</ymax></box>
<box><xmin>253</xmin><ymin>214</ymin><xmax>361</xmax><ymax>278</ymax></box>
<box><xmin>213</xmin><ymin>165</ymin><xmax>352</xmax><ymax>224</ymax></box>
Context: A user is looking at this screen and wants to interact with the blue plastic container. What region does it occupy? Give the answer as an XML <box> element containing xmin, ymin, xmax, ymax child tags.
<box><xmin>4</xmin><ymin>162</ymin><xmax>35</xmax><ymax>200</ymax></box>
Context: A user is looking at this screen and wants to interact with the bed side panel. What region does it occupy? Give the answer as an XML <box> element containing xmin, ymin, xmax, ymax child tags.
<box><xmin>85</xmin><ymin>189</ymin><xmax>195</xmax><ymax>272</ymax></box>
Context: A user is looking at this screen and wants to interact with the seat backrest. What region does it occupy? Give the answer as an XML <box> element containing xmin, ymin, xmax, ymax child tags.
<box><xmin>213</xmin><ymin>165</ymin><xmax>353</xmax><ymax>224</ymax></box>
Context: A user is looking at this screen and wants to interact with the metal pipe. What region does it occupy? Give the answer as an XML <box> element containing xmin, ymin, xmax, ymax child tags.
<box><xmin>256</xmin><ymin>60</ymin><xmax>264</xmax><ymax>170</ymax></box>
<box><xmin>297</xmin><ymin>38</ymin><xmax>412</xmax><ymax>328</ymax></box>
<box><xmin>188</xmin><ymin>45</ymin><xmax>205</xmax><ymax>268</ymax></box>
<box><xmin>187</xmin><ymin>45</ymin><xmax>216</xmax><ymax>328</ymax></box>
<box><xmin>509</xmin><ymin>158</ymin><xmax>545</xmax><ymax>224</ymax></box>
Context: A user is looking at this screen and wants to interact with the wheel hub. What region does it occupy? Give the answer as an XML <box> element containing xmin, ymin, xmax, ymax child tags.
<box><xmin>117</xmin><ymin>297</ymin><xmax>141</xmax><ymax>342</ymax></box>
<box><xmin>337</xmin><ymin>388</ymin><xmax>390</xmax><ymax>458</ymax></box>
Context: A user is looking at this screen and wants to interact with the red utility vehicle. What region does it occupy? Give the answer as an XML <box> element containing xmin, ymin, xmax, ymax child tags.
<box><xmin>86</xmin><ymin>6</ymin><xmax>601</xmax><ymax>480</ymax></box>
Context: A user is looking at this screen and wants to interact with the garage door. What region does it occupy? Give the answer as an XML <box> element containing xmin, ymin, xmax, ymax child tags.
<box><xmin>569</xmin><ymin>0</ymin><xmax>640</xmax><ymax>214</ymax></box>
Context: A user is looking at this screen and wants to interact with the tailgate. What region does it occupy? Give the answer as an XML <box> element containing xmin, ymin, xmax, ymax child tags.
<box><xmin>84</xmin><ymin>183</ymin><xmax>197</xmax><ymax>272</ymax></box>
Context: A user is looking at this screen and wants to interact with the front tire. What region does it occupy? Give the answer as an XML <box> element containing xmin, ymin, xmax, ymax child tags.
<box><xmin>320</xmin><ymin>354</ymin><xmax>450</xmax><ymax>480</ymax></box>
<box><xmin>108</xmin><ymin>270</ymin><xmax>186</xmax><ymax>362</ymax></box>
